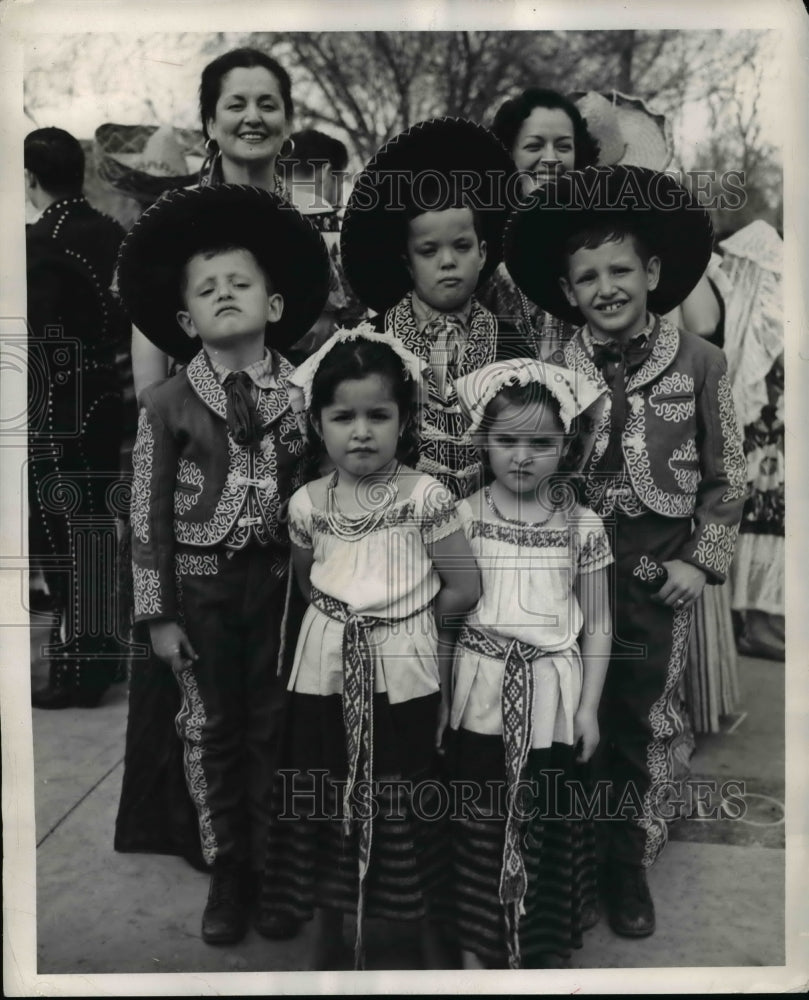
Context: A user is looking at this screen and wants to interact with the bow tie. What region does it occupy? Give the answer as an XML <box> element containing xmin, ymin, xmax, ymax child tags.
<box><xmin>592</xmin><ymin>335</ymin><xmax>652</xmax><ymax>376</ymax></box>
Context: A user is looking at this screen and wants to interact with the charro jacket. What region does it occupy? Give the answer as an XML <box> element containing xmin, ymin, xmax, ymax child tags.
<box><xmin>130</xmin><ymin>348</ymin><xmax>304</xmax><ymax>622</ymax></box>
<box><xmin>564</xmin><ymin>315</ymin><xmax>747</xmax><ymax>583</ymax></box>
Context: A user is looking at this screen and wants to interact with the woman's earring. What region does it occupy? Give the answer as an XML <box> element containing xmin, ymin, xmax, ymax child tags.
<box><xmin>280</xmin><ymin>137</ymin><xmax>296</xmax><ymax>158</ymax></box>
<box><xmin>205</xmin><ymin>137</ymin><xmax>218</xmax><ymax>155</ymax></box>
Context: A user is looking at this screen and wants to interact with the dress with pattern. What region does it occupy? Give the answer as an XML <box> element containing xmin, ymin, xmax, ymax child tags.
<box><xmin>261</xmin><ymin>473</ymin><xmax>460</xmax><ymax>938</ymax></box>
<box><xmin>449</xmin><ymin>490</ymin><xmax>612</xmax><ymax>967</ymax></box>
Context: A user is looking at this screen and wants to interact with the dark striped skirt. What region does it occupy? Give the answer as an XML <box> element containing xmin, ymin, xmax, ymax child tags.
<box><xmin>260</xmin><ymin>690</ymin><xmax>450</xmax><ymax>922</ymax></box>
<box><xmin>447</xmin><ymin>728</ymin><xmax>598</xmax><ymax>968</ymax></box>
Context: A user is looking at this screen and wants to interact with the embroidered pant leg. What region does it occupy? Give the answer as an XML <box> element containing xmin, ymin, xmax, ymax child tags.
<box><xmin>596</xmin><ymin>513</ymin><xmax>694</xmax><ymax>869</ymax></box>
<box><xmin>173</xmin><ymin>545</ymin><xmax>286</xmax><ymax>870</ymax></box>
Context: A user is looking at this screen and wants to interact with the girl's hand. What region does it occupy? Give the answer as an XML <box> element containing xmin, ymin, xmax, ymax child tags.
<box><xmin>573</xmin><ymin>707</ymin><xmax>600</xmax><ymax>763</ymax></box>
<box><xmin>656</xmin><ymin>559</ymin><xmax>707</xmax><ymax>610</ymax></box>
<box><xmin>149</xmin><ymin>620</ymin><xmax>198</xmax><ymax>674</ymax></box>
<box><xmin>435</xmin><ymin>690</ymin><xmax>451</xmax><ymax>753</ymax></box>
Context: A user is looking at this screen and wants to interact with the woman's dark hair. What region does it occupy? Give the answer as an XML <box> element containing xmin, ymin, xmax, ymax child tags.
<box><xmin>304</xmin><ymin>339</ymin><xmax>421</xmax><ymax>479</ymax></box>
<box><xmin>491</xmin><ymin>88</ymin><xmax>600</xmax><ymax>170</ymax></box>
<box><xmin>199</xmin><ymin>47</ymin><xmax>293</xmax><ymax>140</ymax></box>
<box><xmin>478</xmin><ymin>381</ymin><xmax>590</xmax><ymax>502</ymax></box>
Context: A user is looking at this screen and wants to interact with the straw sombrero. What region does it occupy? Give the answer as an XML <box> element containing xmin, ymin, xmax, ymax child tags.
<box><xmin>341</xmin><ymin>117</ymin><xmax>515</xmax><ymax>314</ymax></box>
<box><xmin>115</xmin><ymin>184</ymin><xmax>331</xmax><ymax>361</ymax></box>
<box><xmin>571</xmin><ymin>91</ymin><xmax>673</xmax><ymax>171</ymax></box>
<box><xmin>504</xmin><ymin>165</ymin><xmax>713</xmax><ymax>324</ymax></box>
<box><xmin>95</xmin><ymin>123</ymin><xmax>205</xmax><ymax>203</ymax></box>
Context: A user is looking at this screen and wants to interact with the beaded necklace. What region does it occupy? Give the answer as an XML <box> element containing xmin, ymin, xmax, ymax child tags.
<box><xmin>324</xmin><ymin>463</ymin><xmax>403</xmax><ymax>540</ymax></box>
<box><xmin>484</xmin><ymin>484</ymin><xmax>556</xmax><ymax>527</ymax></box>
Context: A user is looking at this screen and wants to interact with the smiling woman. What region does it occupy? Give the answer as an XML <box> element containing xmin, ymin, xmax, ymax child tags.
<box><xmin>199</xmin><ymin>48</ymin><xmax>293</xmax><ymax>191</ymax></box>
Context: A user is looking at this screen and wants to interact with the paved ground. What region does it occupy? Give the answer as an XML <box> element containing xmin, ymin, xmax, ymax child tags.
<box><xmin>13</xmin><ymin>617</ymin><xmax>799</xmax><ymax>992</ymax></box>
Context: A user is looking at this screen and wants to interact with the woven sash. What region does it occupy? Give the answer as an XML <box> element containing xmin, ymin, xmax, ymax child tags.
<box><xmin>457</xmin><ymin>624</ymin><xmax>548</xmax><ymax>969</ymax></box>
<box><xmin>311</xmin><ymin>585</ymin><xmax>426</xmax><ymax>970</ymax></box>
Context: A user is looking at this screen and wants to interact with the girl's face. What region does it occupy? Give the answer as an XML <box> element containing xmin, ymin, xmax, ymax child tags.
<box><xmin>486</xmin><ymin>398</ymin><xmax>567</xmax><ymax>498</ymax></box>
<box><xmin>207</xmin><ymin>66</ymin><xmax>290</xmax><ymax>169</ymax></box>
<box><xmin>512</xmin><ymin>106</ymin><xmax>577</xmax><ymax>197</ymax></box>
<box><xmin>315</xmin><ymin>373</ymin><xmax>403</xmax><ymax>480</ymax></box>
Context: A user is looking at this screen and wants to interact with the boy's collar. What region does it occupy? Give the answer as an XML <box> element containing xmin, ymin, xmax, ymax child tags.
<box><xmin>205</xmin><ymin>347</ymin><xmax>277</xmax><ymax>390</ymax></box>
<box><xmin>410</xmin><ymin>290</ymin><xmax>473</xmax><ymax>332</ymax></box>
<box><xmin>583</xmin><ymin>312</ymin><xmax>656</xmax><ymax>351</ymax></box>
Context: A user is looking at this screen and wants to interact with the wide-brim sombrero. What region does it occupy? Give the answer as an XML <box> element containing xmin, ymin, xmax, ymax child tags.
<box><xmin>115</xmin><ymin>184</ymin><xmax>331</xmax><ymax>361</ymax></box>
<box><xmin>341</xmin><ymin>117</ymin><xmax>515</xmax><ymax>314</ymax></box>
<box><xmin>95</xmin><ymin>123</ymin><xmax>204</xmax><ymax>203</ymax></box>
<box><xmin>504</xmin><ymin>165</ymin><xmax>713</xmax><ymax>324</ymax></box>
<box><xmin>571</xmin><ymin>91</ymin><xmax>673</xmax><ymax>171</ymax></box>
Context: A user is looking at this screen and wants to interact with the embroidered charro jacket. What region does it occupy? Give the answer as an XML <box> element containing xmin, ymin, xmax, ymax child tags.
<box><xmin>372</xmin><ymin>292</ymin><xmax>531</xmax><ymax>499</ymax></box>
<box><xmin>130</xmin><ymin>348</ymin><xmax>304</xmax><ymax>622</ymax></box>
<box><xmin>564</xmin><ymin>315</ymin><xmax>747</xmax><ymax>583</ymax></box>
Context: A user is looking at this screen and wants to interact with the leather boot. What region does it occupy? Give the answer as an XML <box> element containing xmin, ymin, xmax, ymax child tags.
<box><xmin>604</xmin><ymin>862</ymin><xmax>656</xmax><ymax>937</ymax></box>
<box><xmin>201</xmin><ymin>865</ymin><xmax>248</xmax><ymax>945</ymax></box>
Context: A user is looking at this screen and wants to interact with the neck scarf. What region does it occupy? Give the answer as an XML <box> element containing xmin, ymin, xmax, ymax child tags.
<box><xmin>590</xmin><ymin>319</ymin><xmax>657</xmax><ymax>472</ymax></box>
<box><xmin>222</xmin><ymin>371</ymin><xmax>263</xmax><ymax>450</ymax></box>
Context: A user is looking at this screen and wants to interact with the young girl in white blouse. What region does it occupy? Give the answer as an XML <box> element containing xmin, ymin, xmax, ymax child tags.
<box><xmin>450</xmin><ymin>359</ymin><xmax>613</xmax><ymax>970</ymax></box>
<box><xmin>259</xmin><ymin>326</ymin><xmax>480</xmax><ymax>970</ymax></box>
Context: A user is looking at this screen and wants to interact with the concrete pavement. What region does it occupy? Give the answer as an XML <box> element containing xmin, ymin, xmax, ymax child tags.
<box><xmin>26</xmin><ymin>619</ymin><xmax>789</xmax><ymax>987</ymax></box>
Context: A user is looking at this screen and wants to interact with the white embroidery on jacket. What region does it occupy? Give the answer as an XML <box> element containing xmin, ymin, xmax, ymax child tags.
<box><xmin>131</xmin><ymin>408</ymin><xmax>153</xmax><ymax>544</ymax></box>
<box><xmin>717</xmin><ymin>372</ymin><xmax>747</xmax><ymax>503</ymax></box>
<box><xmin>668</xmin><ymin>439</ymin><xmax>700</xmax><ymax>493</ymax></box>
<box><xmin>132</xmin><ymin>565</ymin><xmax>161</xmax><ymax>617</ymax></box>
<box><xmin>692</xmin><ymin>521</ymin><xmax>740</xmax><ymax>576</ymax></box>
<box><xmin>649</xmin><ymin>372</ymin><xmax>696</xmax><ymax>422</ymax></box>
<box><xmin>174</xmin><ymin>459</ymin><xmax>204</xmax><ymax>516</ymax></box>
<box><xmin>174</xmin><ymin>551</ymin><xmax>219</xmax><ymax>576</ymax></box>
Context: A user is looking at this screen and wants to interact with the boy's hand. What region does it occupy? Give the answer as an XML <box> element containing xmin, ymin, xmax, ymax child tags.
<box><xmin>149</xmin><ymin>620</ymin><xmax>198</xmax><ymax>673</ymax></box>
<box><xmin>573</xmin><ymin>707</ymin><xmax>600</xmax><ymax>763</ymax></box>
<box><xmin>655</xmin><ymin>559</ymin><xmax>708</xmax><ymax>611</ymax></box>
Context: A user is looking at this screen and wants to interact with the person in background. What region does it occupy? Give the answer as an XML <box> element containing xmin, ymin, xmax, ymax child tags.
<box><xmin>720</xmin><ymin>221</ymin><xmax>785</xmax><ymax>661</ymax></box>
<box><xmin>281</xmin><ymin>127</ymin><xmax>367</xmax><ymax>360</ymax></box>
<box><xmin>478</xmin><ymin>88</ymin><xmax>601</xmax><ymax>362</ymax></box>
<box><xmin>25</xmin><ymin>126</ymin><xmax>127</xmax><ymax>709</ymax></box>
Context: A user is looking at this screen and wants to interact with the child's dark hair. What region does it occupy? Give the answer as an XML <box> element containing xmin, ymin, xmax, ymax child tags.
<box><xmin>305</xmin><ymin>338</ymin><xmax>421</xmax><ymax>480</ymax></box>
<box><xmin>491</xmin><ymin>88</ymin><xmax>600</xmax><ymax>170</ymax></box>
<box><xmin>479</xmin><ymin>382</ymin><xmax>590</xmax><ymax>503</ymax></box>
<box><xmin>561</xmin><ymin>223</ymin><xmax>657</xmax><ymax>275</ymax></box>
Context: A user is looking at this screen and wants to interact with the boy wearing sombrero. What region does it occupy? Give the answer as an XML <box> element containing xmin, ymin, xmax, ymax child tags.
<box><xmin>341</xmin><ymin>117</ymin><xmax>532</xmax><ymax>500</ymax></box>
<box><xmin>117</xmin><ymin>185</ymin><xmax>329</xmax><ymax>945</ymax></box>
<box><xmin>506</xmin><ymin>165</ymin><xmax>746</xmax><ymax>938</ymax></box>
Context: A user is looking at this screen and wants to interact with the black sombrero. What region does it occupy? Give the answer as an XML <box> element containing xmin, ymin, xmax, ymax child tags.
<box><xmin>341</xmin><ymin>117</ymin><xmax>515</xmax><ymax>314</ymax></box>
<box><xmin>116</xmin><ymin>184</ymin><xmax>331</xmax><ymax>361</ymax></box>
<box><xmin>504</xmin><ymin>165</ymin><xmax>713</xmax><ymax>324</ymax></box>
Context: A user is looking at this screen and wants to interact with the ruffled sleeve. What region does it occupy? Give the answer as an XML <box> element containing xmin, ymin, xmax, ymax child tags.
<box><xmin>573</xmin><ymin>506</ymin><xmax>613</xmax><ymax>575</ymax></box>
<box><xmin>287</xmin><ymin>486</ymin><xmax>314</xmax><ymax>550</ymax></box>
<box><xmin>418</xmin><ymin>477</ymin><xmax>462</xmax><ymax>545</ymax></box>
